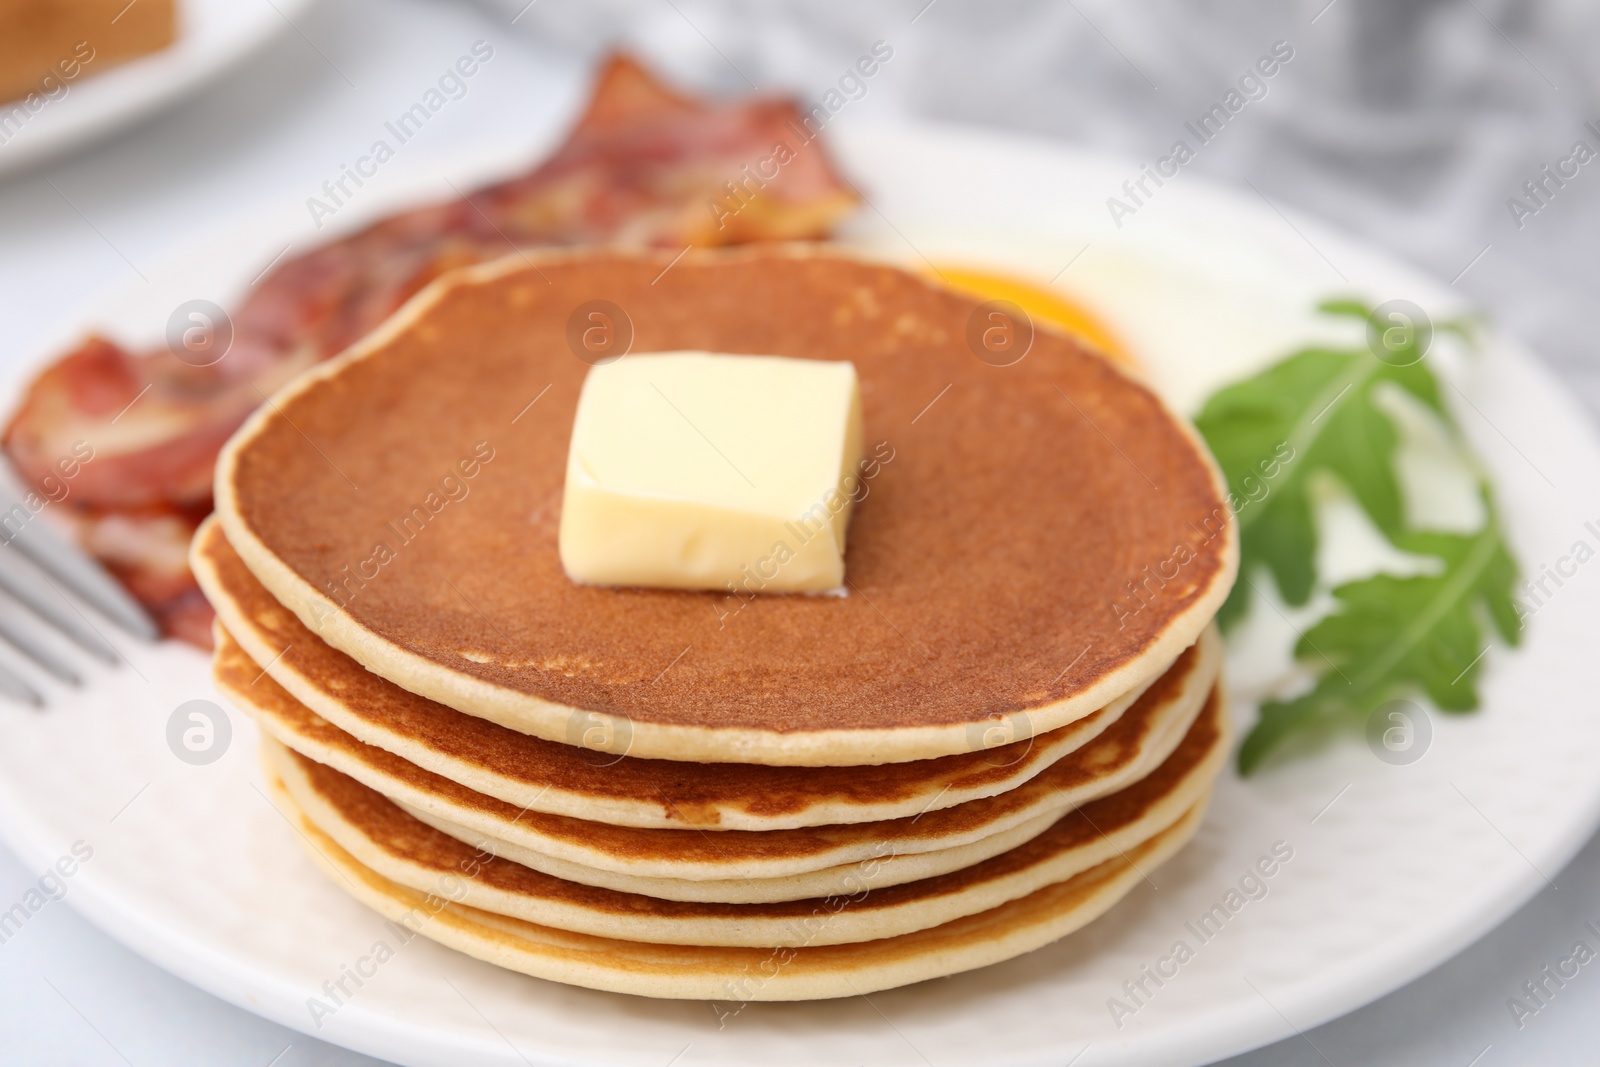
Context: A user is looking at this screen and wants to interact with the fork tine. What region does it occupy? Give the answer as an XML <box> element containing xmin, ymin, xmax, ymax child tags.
<box><xmin>0</xmin><ymin>656</ymin><xmax>43</xmax><ymax>707</ymax></box>
<box><xmin>0</xmin><ymin>461</ymin><xmax>159</xmax><ymax>642</ymax></box>
<box><xmin>3</xmin><ymin>532</ymin><xmax>158</xmax><ymax>642</ymax></box>
<box><xmin>1</xmin><ymin>534</ymin><xmax>157</xmax><ymax>643</ymax></box>
<box><xmin>0</xmin><ymin>558</ymin><xmax>120</xmax><ymax>665</ymax></box>
<box><xmin>0</xmin><ymin>594</ymin><xmax>82</xmax><ymax>684</ymax></box>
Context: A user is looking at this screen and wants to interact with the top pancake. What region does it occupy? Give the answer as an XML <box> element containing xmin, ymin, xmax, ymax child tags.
<box><xmin>215</xmin><ymin>246</ymin><xmax>1236</xmax><ymax>765</ymax></box>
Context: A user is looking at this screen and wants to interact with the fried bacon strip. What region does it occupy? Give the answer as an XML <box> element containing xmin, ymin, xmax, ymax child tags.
<box><xmin>2</xmin><ymin>55</ymin><xmax>858</xmax><ymax>646</ymax></box>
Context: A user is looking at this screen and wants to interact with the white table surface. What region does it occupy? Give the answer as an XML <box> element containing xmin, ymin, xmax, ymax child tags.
<box><xmin>0</xmin><ymin>0</ymin><xmax>1595</xmax><ymax>1063</ymax></box>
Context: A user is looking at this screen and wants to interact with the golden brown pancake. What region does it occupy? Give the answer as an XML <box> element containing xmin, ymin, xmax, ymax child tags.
<box><xmin>198</xmin><ymin>516</ymin><xmax>1215</xmax><ymax>831</ymax></box>
<box><xmin>219</xmin><ymin>624</ymin><xmax>1217</xmax><ymax>883</ymax></box>
<box><xmin>214</xmin><ymin>246</ymin><xmax>1237</xmax><ymax>765</ymax></box>
<box><xmin>402</xmin><ymin>804</ymin><xmax>1064</xmax><ymax>905</ymax></box>
<box><xmin>268</xmin><ymin>770</ymin><xmax>1205</xmax><ymax>1000</ymax></box>
<box><xmin>266</xmin><ymin>681</ymin><xmax>1223</xmax><ymax>921</ymax></box>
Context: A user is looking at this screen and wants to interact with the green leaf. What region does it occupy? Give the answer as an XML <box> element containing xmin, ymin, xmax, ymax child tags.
<box><xmin>1237</xmin><ymin>518</ymin><xmax>1522</xmax><ymax>774</ymax></box>
<box><xmin>1194</xmin><ymin>300</ymin><xmax>1522</xmax><ymax>774</ymax></box>
<box><xmin>1195</xmin><ymin>302</ymin><xmax>1446</xmax><ymax>618</ymax></box>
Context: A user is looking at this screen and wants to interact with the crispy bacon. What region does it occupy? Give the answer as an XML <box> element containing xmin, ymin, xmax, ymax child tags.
<box><xmin>1</xmin><ymin>55</ymin><xmax>858</xmax><ymax>646</ymax></box>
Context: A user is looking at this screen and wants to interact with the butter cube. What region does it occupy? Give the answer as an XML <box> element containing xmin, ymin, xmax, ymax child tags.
<box><xmin>559</xmin><ymin>352</ymin><xmax>864</xmax><ymax>593</ymax></box>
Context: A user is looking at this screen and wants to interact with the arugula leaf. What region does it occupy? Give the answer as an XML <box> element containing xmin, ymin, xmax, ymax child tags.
<box><xmin>1194</xmin><ymin>300</ymin><xmax>1521</xmax><ymax>773</ymax></box>
<box><xmin>1236</xmin><ymin>519</ymin><xmax>1522</xmax><ymax>774</ymax></box>
<box><xmin>1196</xmin><ymin>300</ymin><xmax>1454</xmax><ymax>627</ymax></box>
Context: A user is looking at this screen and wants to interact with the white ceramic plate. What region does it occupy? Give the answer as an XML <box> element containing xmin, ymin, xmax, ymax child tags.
<box><xmin>0</xmin><ymin>0</ymin><xmax>318</xmax><ymax>178</ymax></box>
<box><xmin>0</xmin><ymin>120</ymin><xmax>1597</xmax><ymax>1067</ymax></box>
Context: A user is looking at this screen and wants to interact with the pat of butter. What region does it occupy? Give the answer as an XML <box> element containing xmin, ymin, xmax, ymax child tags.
<box><xmin>559</xmin><ymin>351</ymin><xmax>864</xmax><ymax>593</ymax></box>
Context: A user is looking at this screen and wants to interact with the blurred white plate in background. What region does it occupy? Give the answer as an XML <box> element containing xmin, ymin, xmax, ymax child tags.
<box><xmin>0</xmin><ymin>120</ymin><xmax>1595</xmax><ymax>1067</ymax></box>
<box><xmin>0</xmin><ymin>0</ymin><xmax>319</xmax><ymax>178</ymax></box>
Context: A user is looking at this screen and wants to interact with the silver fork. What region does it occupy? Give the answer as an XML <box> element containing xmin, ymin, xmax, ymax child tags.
<box><xmin>0</xmin><ymin>463</ymin><xmax>158</xmax><ymax>705</ymax></box>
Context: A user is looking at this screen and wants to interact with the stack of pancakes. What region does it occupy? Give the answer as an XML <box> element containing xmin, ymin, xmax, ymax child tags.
<box><xmin>195</xmin><ymin>248</ymin><xmax>1238</xmax><ymax>1000</ymax></box>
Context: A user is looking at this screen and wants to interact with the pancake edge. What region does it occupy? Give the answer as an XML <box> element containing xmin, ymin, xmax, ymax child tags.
<box><xmin>400</xmin><ymin>803</ymin><xmax>1065</xmax><ymax>905</ymax></box>
<box><xmin>401</xmin><ymin>674</ymin><xmax>1224</xmax><ymax>904</ymax></box>
<box><xmin>266</xmin><ymin>765</ymin><xmax>1209</xmax><ymax>1000</ymax></box>
<box><xmin>265</xmin><ymin>722</ymin><xmax>1222</xmax><ymax>947</ymax></box>
<box><xmin>219</xmin><ymin>627</ymin><xmax>1221</xmax><ymax>882</ymax></box>
<box><xmin>273</xmin><ymin>689</ymin><xmax>1223</xmax><ymax>916</ymax></box>
<box><xmin>199</xmin><ymin>520</ymin><xmax>1217</xmax><ymax>830</ymax></box>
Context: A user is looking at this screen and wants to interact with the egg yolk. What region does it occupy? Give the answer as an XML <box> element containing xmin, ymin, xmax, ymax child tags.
<box><xmin>930</xmin><ymin>265</ymin><xmax>1134</xmax><ymax>368</ymax></box>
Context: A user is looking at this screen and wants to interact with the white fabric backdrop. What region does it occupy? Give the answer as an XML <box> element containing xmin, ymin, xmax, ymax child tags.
<box><xmin>490</xmin><ymin>0</ymin><xmax>1600</xmax><ymax>414</ymax></box>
